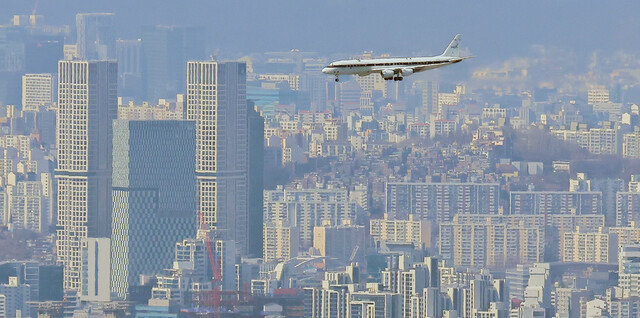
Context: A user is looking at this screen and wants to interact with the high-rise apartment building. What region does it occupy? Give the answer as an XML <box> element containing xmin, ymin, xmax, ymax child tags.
<box><xmin>551</xmin><ymin>127</ymin><xmax>620</xmax><ymax>155</ymax></box>
<box><xmin>385</xmin><ymin>182</ymin><xmax>500</xmax><ymax>222</ymax></box>
<box><xmin>623</xmin><ymin>131</ymin><xmax>640</xmax><ymax>159</ymax></box>
<box><xmin>561</xmin><ymin>227</ymin><xmax>618</xmax><ymax>263</ymax></box>
<box><xmin>510</xmin><ymin>191</ymin><xmax>602</xmax><ymax>215</ymax></box>
<box><xmin>369</xmin><ymin>214</ymin><xmax>432</xmax><ymax>248</ymax></box>
<box><xmin>110</xmin><ymin>120</ymin><xmax>197</xmax><ymax>299</ymax></box>
<box><xmin>263</xmin><ymin>186</ymin><xmax>356</xmax><ymax>250</ymax></box>
<box><xmin>439</xmin><ymin>215</ymin><xmax>544</xmax><ymax>268</ymax></box>
<box><xmin>618</xmin><ymin>245</ymin><xmax>640</xmax><ymax>297</ymax></box>
<box><xmin>75</xmin><ymin>13</ymin><xmax>116</xmax><ymax>60</ymax></box>
<box><xmin>616</xmin><ymin>192</ymin><xmax>640</xmax><ymax>227</ymax></box>
<box><xmin>187</xmin><ymin>61</ymin><xmax>249</xmax><ymax>254</ymax></box>
<box><xmin>5</xmin><ymin>181</ymin><xmax>46</xmax><ymax>232</ymax></box>
<box><xmin>56</xmin><ymin>60</ymin><xmax>117</xmax><ymax>291</ymax></box>
<box><xmin>263</xmin><ymin>221</ymin><xmax>299</xmax><ymax>263</ymax></box>
<box><xmin>21</xmin><ymin>73</ymin><xmax>53</xmax><ymax>111</ymax></box>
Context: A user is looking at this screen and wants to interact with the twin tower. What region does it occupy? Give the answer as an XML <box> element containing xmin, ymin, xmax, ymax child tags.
<box><xmin>56</xmin><ymin>60</ymin><xmax>251</xmax><ymax>293</ymax></box>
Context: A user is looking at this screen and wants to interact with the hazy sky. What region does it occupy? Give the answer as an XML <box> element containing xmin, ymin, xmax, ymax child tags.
<box><xmin>3</xmin><ymin>0</ymin><xmax>639</xmax><ymax>64</ymax></box>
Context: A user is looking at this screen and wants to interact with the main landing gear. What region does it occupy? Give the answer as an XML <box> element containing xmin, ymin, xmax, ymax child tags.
<box><xmin>384</xmin><ymin>76</ymin><xmax>403</xmax><ymax>81</ymax></box>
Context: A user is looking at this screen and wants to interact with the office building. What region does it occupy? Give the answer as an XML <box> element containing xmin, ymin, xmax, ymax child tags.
<box><xmin>248</xmin><ymin>105</ymin><xmax>264</xmax><ymax>257</ymax></box>
<box><xmin>187</xmin><ymin>61</ymin><xmax>249</xmax><ymax>254</ymax></box>
<box><xmin>142</xmin><ymin>25</ymin><xmax>205</xmax><ymax>102</ymax></box>
<box><xmin>75</xmin><ymin>13</ymin><xmax>116</xmax><ymax>60</ymax></box>
<box><xmin>115</xmin><ymin>39</ymin><xmax>142</xmax><ymax>99</ymax></box>
<box><xmin>0</xmin><ymin>261</ymin><xmax>39</xmax><ymax>301</ymax></box>
<box><xmin>505</xmin><ymin>264</ymin><xmax>530</xmax><ymax>302</ymax></box>
<box><xmin>56</xmin><ymin>60</ymin><xmax>117</xmax><ymax>291</ymax></box>
<box><xmin>0</xmin><ymin>277</ymin><xmax>31</xmax><ymax>318</ymax></box>
<box><xmin>21</xmin><ymin>73</ymin><xmax>53</xmax><ymax>111</ymax></box>
<box><xmin>385</xmin><ymin>182</ymin><xmax>500</xmax><ymax>222</ymax></box>
<box><xmin>422</xmin><ymin>81</ymin><xmax>439</xmax><ymax>115</ymax></box>
<box><xmin>593</xmin><ymin>102</ymin><xmax>623</xmax><ymax>122</ymax></box>
<box><xmin>110</xmin><ymin>120</ymin><xmax>197</xmax><ymax>299</ymax></box>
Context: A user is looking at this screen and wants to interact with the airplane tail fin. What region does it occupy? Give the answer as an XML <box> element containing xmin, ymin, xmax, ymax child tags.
<box><xmin>441</xmin><ymin>34</ymin><xmax>462</xmax><ymax>57</ymax></box>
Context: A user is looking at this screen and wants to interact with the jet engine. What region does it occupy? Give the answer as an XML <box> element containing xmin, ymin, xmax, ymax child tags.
<box><xmin>401</xmin><ymin>68</ymin><xmax>414</xmax><ymax>76</ymax></box>
<box><xmin>381</xmin><ymin>69</ymin><xmax>395</xmax><ymax>79</ymax></box>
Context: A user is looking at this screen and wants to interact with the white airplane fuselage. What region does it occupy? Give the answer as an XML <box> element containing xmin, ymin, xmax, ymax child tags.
<box><xmin>322</xmin><ymin>34</ymin><xmax>470</xmax><ymax>81</ymax></box>
<box><xmin>322</xmin><ymin>56</ymin><xmax>465</xmax><ymax>79</ymax></box>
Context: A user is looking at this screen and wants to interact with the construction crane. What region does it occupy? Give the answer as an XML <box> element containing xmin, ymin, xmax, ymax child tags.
<box><xmin>197</xmin><ymin>214</ymin><xmax>222</xmax><ymax>318</ymax></box>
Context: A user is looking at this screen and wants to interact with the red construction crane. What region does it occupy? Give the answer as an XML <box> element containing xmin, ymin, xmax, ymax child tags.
<box><xmin>200</xmin><ymin>213</ymin><xmax>222</xmax><ymax>318</ymax></box>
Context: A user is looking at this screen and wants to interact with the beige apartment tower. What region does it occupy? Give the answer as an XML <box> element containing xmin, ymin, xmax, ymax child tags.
<box><xmin>187</xmin><ymin>61</ymin><xmax>249</xmax><ymax>254</ymax></box>
<box><xmin>56</xmin><ymin>60</ymin><xmax>117</xmax><ymax>291</ymax></box>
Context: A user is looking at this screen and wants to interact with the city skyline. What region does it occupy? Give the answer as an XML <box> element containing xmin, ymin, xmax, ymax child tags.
<box><xmin>2</xmin><ymin>3</ymin><xmax>640</xmax><ymax>318</ymax></box>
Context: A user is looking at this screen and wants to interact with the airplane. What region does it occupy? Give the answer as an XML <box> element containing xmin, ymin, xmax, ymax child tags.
<box><xmin>322</xmin><ymin>34</ymin><xmax>471</xmax><ymax>82</ymax></box>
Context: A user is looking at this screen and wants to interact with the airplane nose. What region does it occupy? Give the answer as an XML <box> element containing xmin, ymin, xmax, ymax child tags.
<box><xmin>322</xmin><ymin>67</ymin><xmax>330</xmax><ymax>74</ymax></box>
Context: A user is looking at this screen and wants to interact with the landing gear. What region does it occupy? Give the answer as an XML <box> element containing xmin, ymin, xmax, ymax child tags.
<box><xmin>394</xmin><ymin>77</ymin><xmax>403</xmax><ymax>81</ymax></box>
<box><xmin>335</xmin><ymin>76</ymin><xmax>339</xmax><ymax>82</ymax></box>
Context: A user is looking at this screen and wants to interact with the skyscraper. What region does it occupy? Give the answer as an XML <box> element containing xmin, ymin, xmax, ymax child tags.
<box><xmin>110</xmin><ymin>119</ymin><xmax>197</xmax><ymax>299</ymax></box>
<box><xmin>187</xmin><ymin>61</ymin><xmax>249</xmax><ymax>254</ymax></box>
<box><xmin>56</xmin><ymin>60</ymin><xmax>117</xmax><ymax>291</ymax></box>
<box><xmin>248</xmin><ymin>104</ymin><xmax>264</xmax><ymax>257</ymax></box>
<box><xmin>75</xmin><ymin>13</ymin><xmax>116</xmax><ymax>60</ymax></box>
<box><xmin>142</xmin><ymin>26</ymin><xmax>205</xmax><ymax>102</ymax></box>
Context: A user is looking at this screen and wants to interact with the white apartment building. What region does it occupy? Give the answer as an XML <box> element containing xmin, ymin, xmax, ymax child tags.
<box><xmin>21</xmin><ymin>73</ymin><xmax>53</xmax><ymax>111</ymax></box>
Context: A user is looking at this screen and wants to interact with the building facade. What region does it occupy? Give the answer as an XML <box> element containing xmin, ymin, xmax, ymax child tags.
<box><xmin>21</xmin><ymin>73</ymin><xmax>53</xmax><ymax>111</ymax></box>
<box><xmin>187</xmin><ymin>61</ymin><xmax>249</xmax><ymax>254</ymax></box>
<box><xmin>110</xmin><ymin>120</ymin><xmax>197</xmax><ymax>299</ymax></box>
<box><xmin>55</xmin><ymin>60</ymin><xmax>117</xmax><ymax>291</ymax></box>
<box><xmin>386</xmin><ymin>182</ymin><xmax>500</xmax><ymax>222</ymax></box>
